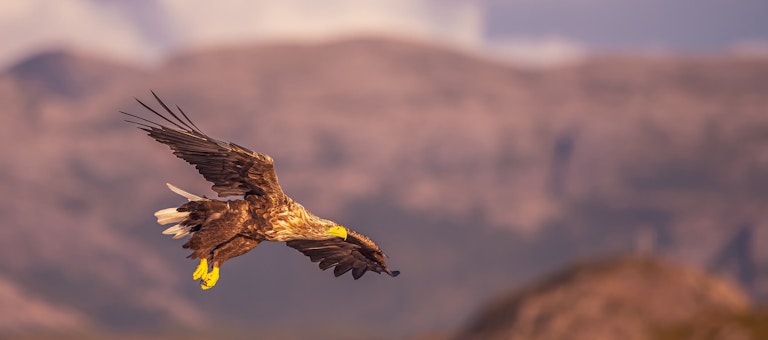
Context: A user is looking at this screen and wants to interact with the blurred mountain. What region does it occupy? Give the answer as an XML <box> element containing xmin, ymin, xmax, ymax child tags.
<box><xmin>1</xmin><ymin>37</ymin><xmax>767</xmax><ymax>337</ymax></box>
<box><xmin>4</xmin><ymin>50</ymin><xmax>143</xmax><ymax>99</ymax></box>
<box><xmin>458</xmin><ymin>257</ymin><xmax>753</xmax><ymax>340</ymax></box>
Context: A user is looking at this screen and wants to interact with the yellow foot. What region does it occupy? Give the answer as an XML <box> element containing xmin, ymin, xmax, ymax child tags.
<box><xmin>193</xmin><ymin>258</ymin><xmax>208</xmax><ymax>280</ymax></box>
<box><xmin>200</xmin><ymin>266</ymin><xmax>220</xmax><ymax>290</ymax></box>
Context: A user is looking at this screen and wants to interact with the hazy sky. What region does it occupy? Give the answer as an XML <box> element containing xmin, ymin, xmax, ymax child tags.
<box><xmin>486</xmin><ymin>0</ymin><xmax>768</xmax><ymax>50</ymax></box>
<box><xmin>1</xmin><ymin>0</ymin><xmax>767</xmax><ymax>69</ymax></box>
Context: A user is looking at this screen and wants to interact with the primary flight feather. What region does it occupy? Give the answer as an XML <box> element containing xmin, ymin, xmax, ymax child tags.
<box><xmin>124</xmin><ymin>92</ymin><xmax>399</xmax><ymax>290</ymax></box>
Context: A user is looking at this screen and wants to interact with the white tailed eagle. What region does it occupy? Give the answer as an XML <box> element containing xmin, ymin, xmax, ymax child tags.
<box><xmin>123</xmin><ymin>92</ymin><xmax>399</xmax><ymax>290</ymax></box>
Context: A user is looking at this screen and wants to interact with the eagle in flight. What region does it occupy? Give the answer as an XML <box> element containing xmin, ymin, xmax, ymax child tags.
<box><xmin>123</xmin><ymin>92</ymin><xmax>399</xmax><ymax>290</ymax></box>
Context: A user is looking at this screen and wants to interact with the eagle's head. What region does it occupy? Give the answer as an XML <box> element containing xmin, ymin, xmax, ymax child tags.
<box><xmin>302</xmin><ymin>217</ymin><xmax>348</xmax><ymax>241</ymax></box>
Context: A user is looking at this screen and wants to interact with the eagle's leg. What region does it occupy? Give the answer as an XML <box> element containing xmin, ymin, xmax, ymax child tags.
<box><xmin>198</xmin><ymin>236</ymin><xmax>261</xmax><ymax>290</ymax></box>
<box><xmin>192</xmin><ymin>258</ymin><xmax>209</xmax><ymax>280</ymax></box>
<box><xmin>200</xmin><ymin>264</ymin><xmax>220</xmax><ymax>290</ymax></box>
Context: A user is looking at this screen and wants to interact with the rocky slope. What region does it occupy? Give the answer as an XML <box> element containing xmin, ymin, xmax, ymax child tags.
<box><xmin>458</xmin><ymin>257</ymin><xmax>751</xmax><ymax>340</ymax></box>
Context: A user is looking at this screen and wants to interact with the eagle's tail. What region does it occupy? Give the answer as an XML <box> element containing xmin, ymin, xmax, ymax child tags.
<box><xmin>154</xmin><ymin>183</ymin><xmax>207</xmax><ymax>239</ymax></box>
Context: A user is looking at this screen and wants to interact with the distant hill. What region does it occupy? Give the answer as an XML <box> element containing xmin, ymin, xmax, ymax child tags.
<box><xmin>3</xmin><ymin>50</ymin><xmax>143</xmax><ymax>99</ymax></box>
<box><xmin>1</xmin><ymin>37</ymin><xmax>767</xmax><ymax>337</ymax></box>
<box><xmin>458</xmin><ymin>257</ymin><xmax>754</xmax><ymax>340</ymax></box>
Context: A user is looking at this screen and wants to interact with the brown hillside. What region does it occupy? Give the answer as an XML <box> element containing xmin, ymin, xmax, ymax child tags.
<box><xmin>459</xmin><ymin>257</ymin><xmax>750</xmax><ymax>340</ymax></box>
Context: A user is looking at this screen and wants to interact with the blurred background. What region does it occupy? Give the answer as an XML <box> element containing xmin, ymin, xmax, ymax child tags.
<box><xmin>2</xmin><ymin>1</ymin><xmax>768</xmax><ymax>339</ymax></box>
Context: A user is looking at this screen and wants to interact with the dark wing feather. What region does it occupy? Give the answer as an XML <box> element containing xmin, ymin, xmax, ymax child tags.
<box><xmin>123</xmin><ymin>92</ymin><xmax>283</xmax><ymax>199</ymax></box>
<box><xmin>286</xmin><ymin>229</ymin><xmax>399</xmax><ymax>280</ymax></box>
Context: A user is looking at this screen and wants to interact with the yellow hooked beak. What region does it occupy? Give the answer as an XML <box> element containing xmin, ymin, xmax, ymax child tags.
<box><xmin>327</xmin><ymin>225</ymin><xmax>348</xmax><ymax>240</ymax></box>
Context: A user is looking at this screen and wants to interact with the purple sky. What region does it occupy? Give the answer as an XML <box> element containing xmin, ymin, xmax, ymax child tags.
<box><xmin>486</xmin><ymin>0</ymin><xmax>768</xmax><ymax>50</ymax></box>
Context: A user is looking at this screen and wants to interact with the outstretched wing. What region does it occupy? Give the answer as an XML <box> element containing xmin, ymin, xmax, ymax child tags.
<box><xmin>123</xmin><ymin>92</ymin><xmax>283</xmax><ymax>198</ymax></box>
<box><xmin>286</xmin><ymin>229</ymin><xmax>400</xmax><ymax>280</ymax></box>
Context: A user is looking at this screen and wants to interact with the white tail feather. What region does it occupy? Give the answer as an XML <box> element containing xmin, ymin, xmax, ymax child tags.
<box><xmin>154</xmin><ymin>207</ymin><xmax>178</xmax><ymax>216</ymax></box>
<box><xmin>172</xmin><ymin>232</ymin><xmax>189</xmax><ymax>239</ymax></box>
<box><xmin>153</xmin><ymin>183</ymin><xmax>206</xmax><ymax>238</ymax></box>
<box><xmin>162</xmin><ymin>224</ymin><xmax>192</xmax><ymax>239</ymax></box>
<box><xmin>162</xmin><ymin>224</ymin><xmax>182</xmax><ymax>234</ymax></box>
<box><xmin>166</xmin><ymin>183</ymin><xmax>206</xmax><ymax>201</ymax></box>
<box><xmin>155</xmin><ymin>210</ymin><xmax>189</xmax><ymax>225</ymax></box>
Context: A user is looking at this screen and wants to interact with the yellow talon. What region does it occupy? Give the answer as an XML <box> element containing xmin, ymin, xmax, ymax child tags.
<box><xmin>193</xmin><ymin>258</ymin><xmax>208</xmax><ymax>280</ymax></box>
<box><xmin>201</xmin><ymin>266</ymin><xmax>220</xmax><ymax>290</ymax></box>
